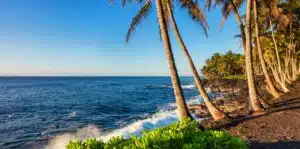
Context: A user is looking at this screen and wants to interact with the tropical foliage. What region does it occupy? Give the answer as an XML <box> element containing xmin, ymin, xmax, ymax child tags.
<box><xmin>67</xmin><ymin>119</ymin><xmax>248</xmax><ymax>149</ymax></box>
<box><xmin>201</xmin><ymin>51</ymin><xmax>245</xmax><ymax>79</ymax></box>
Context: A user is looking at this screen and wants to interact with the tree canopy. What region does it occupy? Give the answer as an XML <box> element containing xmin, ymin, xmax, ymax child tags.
<box><xmin>201</xmin><ymin>51</ymin><xmax>245</xmax><ymax>79</ymax></box>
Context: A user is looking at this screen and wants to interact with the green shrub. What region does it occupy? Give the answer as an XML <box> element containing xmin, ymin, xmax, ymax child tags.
<box><xmin>67</xmin><ymin>119</ymin><xmax>248</xmax><ymax>149</ymax></box>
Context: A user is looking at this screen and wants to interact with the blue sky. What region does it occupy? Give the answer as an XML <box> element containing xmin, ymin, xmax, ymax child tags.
<box><xmin>0</xmin><ymin>0</ymin><xmax>244</xmax><ymax>76</ymax></box>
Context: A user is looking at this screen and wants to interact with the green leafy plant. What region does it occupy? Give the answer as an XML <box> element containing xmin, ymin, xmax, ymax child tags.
<box><xmin>67</xmin><ymin>119</ymin><xmax>248</xmax><ymax>149</ymax></box>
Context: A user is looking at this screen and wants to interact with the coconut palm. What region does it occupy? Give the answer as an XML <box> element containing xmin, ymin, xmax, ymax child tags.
<box><xmin>155</xmin><ymin>0</ymin><xmax>193</xmax><ymax>120</ymax></box>
<box><xmin>253</xmin><ymin>0</ymin><xmax>282</xmax><ymax>98</ymax></box>
<box><xmin>165</xmin><ymin>1</ymin><xmax>229</xmax><ymax>120</ymax></box>
<box><xmin>207</xmin><ymin>0</ymin><xmax>283</xmax><ymax>98</ymax></box>
<box><xmin>113</xmin><ymin>0</ymin><xmax>229</xmax><ymax>120</ymax></box>
<box><xmin>122</xmin><ymin>0</ymin><xmax>193</xmax><ymax>120</ymax></box>
<box><xmin>245</xmin><ymin>0</ymin><xmax>265</xmax><ymax>113</ymax></box>
<box><xmin>206</xmin><ymin>0</ymin><xmax>266</xmax><ymax>112</ymax></box>
<box><xmin>258</xmin><ymin>0</ymin><xmax>292</xmax><ymax>92</ymax></box>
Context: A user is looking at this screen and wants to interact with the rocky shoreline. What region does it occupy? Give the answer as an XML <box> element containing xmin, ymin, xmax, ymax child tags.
<box><xmin>188</xmin><ymin>78</ymin><xmax>272</xmax><ymax>119</ymax></box>
<box><xmin>189</xmin><ymin>78</ymin><xmax>300</xmax><ymax>149</ymax></box>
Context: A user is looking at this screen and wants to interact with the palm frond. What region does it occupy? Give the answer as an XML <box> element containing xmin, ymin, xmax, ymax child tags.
<box><xmin>126</xmin><ymin>0</ymin><xmax>152</xmax><ymax>42</ymax></box>
<box><xmin>220</xmin><ymin>0</ymin><xmax>231</xmax><ymax>29</ymax></box>
<box><xmin>205</xmin><ymin>0</ymin><xmax>244</xmax><ymax>29</ymax></box>
<box><xmin>234</xmin><ymin>34</ymin><xmax>242</xmax><ymax>38</ymax></box>
<box><xmin>179</xmin><ymin>0</ymin><xmax>209</xmax><ymax>37</ymax></box>
<box><xmin>221</xmin><ymin>0</ymin><xmax>244</xmax><ymax>22</ymax></box>
<box><xmin>263</xmin><ymin>0</ymin><xmax>290</xmax><ymax>29</ymax></box>
<box><xmin>206</xmin><ymin>0</ymin><xmax>213</xmax><ymax>10</ymax></box>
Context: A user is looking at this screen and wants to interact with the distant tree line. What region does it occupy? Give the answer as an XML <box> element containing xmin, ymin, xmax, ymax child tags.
<box><xmin>201</xmin><ymin>51</ymin><xmax>245</xmax><ymax>79</ymax></box>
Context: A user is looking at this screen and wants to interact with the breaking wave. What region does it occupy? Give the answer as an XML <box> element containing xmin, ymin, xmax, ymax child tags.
<box><xmin>45</xmin><ymin>107</ymin><xmax>204</xmax><ymax>149</ymax></box>
<box><xmin>181</xmin><ymin>84</ymin><xmax>196</xmax><ymax>89</ymax></box>
<box><xmin>45</xmin><ymin>110</ymin><xmax>180</xmax><ymax>149</ymax></box>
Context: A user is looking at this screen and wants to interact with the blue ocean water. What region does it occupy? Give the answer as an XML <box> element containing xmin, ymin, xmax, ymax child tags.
<box><xmin>0</xmin><ymin>77</ymin><xmax>210</xmax><ymax>149</ymax></box>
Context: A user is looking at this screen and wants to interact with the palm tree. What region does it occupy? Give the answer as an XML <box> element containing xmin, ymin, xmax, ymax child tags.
<box><xmin>253</xmin><ymin>0</ymin><xmax>282</xmax><ymax>98</ymax></box>
<box><xmin>206</xmin><ymin>0</ymin><xmax>266</xmax><ymax>111</ymax></box>
<box><xmin>155</xmin><ymin>0</ymin><xmax>192</xmax><ymax>120</ymax></box>
<box><xmin>113</xmin><ymin>0</ymin><xmax>192</xmax><ymax>120</ymax></box>
<box><xmin>166</xmin><ymin>1</ymin><xmax>229</xmax><ymax>120</ymax></box>
<box><xmin>245</xmin><ymin>0</ymin><xmax>264</xmax><ymax>113</ymax></box>
<box><xmin>207</xmin><ymin>0</ymin><xmax>282</xmax><ymax>99</ymax></box>
<box><xmin>260</xmin><ymin>0</ymin><xmax>291</xmax><ymax>92</ymax></box>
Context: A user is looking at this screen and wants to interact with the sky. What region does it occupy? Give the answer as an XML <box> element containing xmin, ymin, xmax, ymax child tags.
<box><xmin>0</xmin><ymin>0</ymin><xmax>245</xmax><ymax>76</ymax></box>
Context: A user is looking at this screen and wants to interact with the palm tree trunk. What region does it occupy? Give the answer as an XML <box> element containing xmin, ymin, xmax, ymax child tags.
<box><xmin>155</xmin><ymin>0</ymin><xmax>192</xmax><ymax>120</ymax></box>
<box><xmin>269</xmin><ymin>20</ymin><xmax>290</xmax><ymax>92</ymax></box>
<box><xmin>229</xmin><ymin>0</ymin><xmax>254</xmax><ymax>110</ymax></box>
<box><xmin>166</xmin><ymin>3</ymin><xmax>228</xmax><ymax>121</ymax></box>
<box><xmin>270</xmin><ymin>20</ymin><xmax>283</xmax><ymax>76</ymax></box>
<box><xmin>289</xmin><ymin>23</ymin><xmax>297</xmax><ymax>81</ymax></box>
<box><xmin>229</xmin><ymin>0</ymin><xmax>246</xmax><ymax>50</ymax></box>
<box><xmin>245</xmin><ymin>0</ymin><xmax>264</xmax><ymax>113</ymax></box>
<box><xmin>270</xmin><ymin>61</ymin><xmax>290</xmax><ymax>92</ymax></box>
<box><xmin>253</xmin><ymin>0</ymin><xmax>282</xmax><ymax>98</ymax></box>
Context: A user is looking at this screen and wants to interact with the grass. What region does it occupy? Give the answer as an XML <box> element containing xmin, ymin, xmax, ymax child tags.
<box><xmin>67</xmin><ymin>119</ymin><xmax>248</xmax><ymax>149</ymax></box>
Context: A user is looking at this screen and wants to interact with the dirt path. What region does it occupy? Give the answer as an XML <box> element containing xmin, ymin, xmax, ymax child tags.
<box><xmin>227</xmin><ymin>81</ymin><xmax>300</xmax><ymax>149</ymax></box>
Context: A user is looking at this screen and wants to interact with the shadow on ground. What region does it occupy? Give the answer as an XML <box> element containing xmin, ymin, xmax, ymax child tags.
<box><xmin>250</xmin><ymin>141</ymin><xmax>300</xmax><ymax>149</ymax></box>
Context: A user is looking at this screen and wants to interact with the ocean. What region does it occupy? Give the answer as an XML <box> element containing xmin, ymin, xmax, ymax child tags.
<box><xmin>0</xmin><ymin>77</ymin><xmax>215</xmax><ymax>149</ymax></box>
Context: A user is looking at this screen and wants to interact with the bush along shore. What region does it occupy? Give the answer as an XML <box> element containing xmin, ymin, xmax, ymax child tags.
<box><xmin>67</xmin><ymin>119</ymin><xmax>248</xmax><ymax>149</ymax></box>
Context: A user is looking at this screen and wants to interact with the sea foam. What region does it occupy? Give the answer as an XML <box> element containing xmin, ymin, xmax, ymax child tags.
<box><xmin>45</xmin><ymin>110</ymin><xmax>180</xmax><ymax>149</ymax></box>
<box><xmin>45</xmin><ymin>92</ymin><xmax>210</xmax><ymax>149</ymax></box>
<box><xmin>181</xmin><ymin>84</ymin><xmax>196</xmax><ymax>89</ymax></box>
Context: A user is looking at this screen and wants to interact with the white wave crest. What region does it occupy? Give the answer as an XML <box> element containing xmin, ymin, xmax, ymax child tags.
<box><xmin>45</xmin><ymin>124</ymin><xmax>100</xmax><ymax>149</ymax></box>
<box><xmin>45</xmin><ymin>110</ymin><xmax>181</xmax><ymax>149</ymax></box>
<box><xmin>181</xmin><ymin>84</ymin><xmax>196</xmax><ymax>89</ymax></box>
<box><xmin>187</xmin><ymin>95</ymin><xmax>203</xmax><ymax>105</ymax></box>
<box><xmin>98</xmin><ymin>110</ymin><xmax>179</xmax><ymax>141</ymax></box>
<box><xmin>45</xmin><ymin>95</ymin><xmax>210</xmax><ymax>149</ymax></box>
<box><xmin>68</xmin><ymin>111</ymin><xmax>77</xmax><ymax>118</ymax></box>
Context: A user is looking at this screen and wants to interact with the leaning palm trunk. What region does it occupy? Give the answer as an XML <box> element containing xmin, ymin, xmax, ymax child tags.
<box><xmin>155</xmin><ymin>0</ymin><xmax>192</xmax><ymax>120</ymax></box>
<box><xmin>291</xmin><ymin>44</ymin><xmax>298</xmax><ymax>80</ymax></box>
<box><xmin>270</xmin><ymin>20</ymin><xmax>282</xmax><ymax>75</ymax></box>
<box><xmin>229</xmin><ymin>0</ymin><xmax>254</xmax><ymax>110</ymax></box>
<box><xmin>283</xmin><ymin>50</ymin><xmax>293</xmax><ymax>84</ymax></box>
<box><xmin>245</xmin><ymin>0</ymin><xmax>264</xmax><ymax>113</ymax></box>
<box><xmin>268</xmin><ymin>20</ymin><xmax>290</xmax><ymax>92</ymax></box>
<box><xmin>253</xmin><ymin>0</ymin><xmax>282</xmax><ymax>98</ymax></box>
<box><xmin>229</xmin><ymin>0</ymin><xmax>246</xmax><ymax>50</ymax></box>
<box><xmin>269</xmin><ymin>19</ymin><xmax>291</xmax><ymax>85</ymax></box>
<box><xmin>166</xmin><ymin>3</ymin><xmax>228</xmax><ymax>121</ymax></box>
<box><xmin>289</xmin><ymin>24</ymin><xmax>298</xmax><ymax>81</ymax></box>
<box><xmin>265</xmin><ymin>56</ymin><xmax>290</xmax><ymax>92</ymax></box>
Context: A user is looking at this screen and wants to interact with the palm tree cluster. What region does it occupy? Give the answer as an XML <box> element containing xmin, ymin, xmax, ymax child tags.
<box><xmin>110</xmin><ymin>0</ymin><xmax>300</xmax><ymax>122</ymax></box>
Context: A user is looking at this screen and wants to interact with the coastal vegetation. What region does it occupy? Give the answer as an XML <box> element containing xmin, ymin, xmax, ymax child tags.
<box><xmin>201</xmin><ymin>51</ymin><xmax>245</xmax><ymax>79</ymax></box>
<box><xmin>67</xmin><ymin>0</ymin><xmax>300</xmax><ymax>148</ymax></box>
<box><xmin>67</xmin><ymin>119</ymin><xmax>247</xmax><ymax>149</ymax></box>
